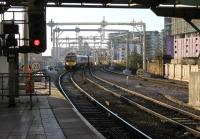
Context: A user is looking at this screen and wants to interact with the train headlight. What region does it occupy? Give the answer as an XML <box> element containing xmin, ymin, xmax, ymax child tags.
<box><xmin>65</xmin><ymin>62</ymin><xmax>69</xmax><ymax>65</ymax></box>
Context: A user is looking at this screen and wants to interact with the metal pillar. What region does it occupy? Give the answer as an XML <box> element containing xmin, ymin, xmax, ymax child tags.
<box><xmin>109</xmin><ymin>41</ymin><xmax>114</xmax><ymax>70</ymax></box>
<box><xmin>8</xmin><ymin>54</ymin><xmax>17</xmax><ymax>106</ymax></box>
<box><xmin>53</xmin><ymin>28</ymin><xmax>63</xmax><ymax>63</ymax></box>
<box><xmin>142</xmin><ymin>24</ymin><xmax>146</xmax><ymax>71</ymax></box>
<box><xmin>93</xmin><ymin>37</ymin><xmax>96</xmax><ymax>65</ymax></box>
<box><xmin>75</xmin><ymin>27</ymin><xmax>80</xmax><ymax>51</ymax></box>
<box><xmin>52</xmin><ymin>29</ymin><xmax>55</xmax><ymax>58</ymax></box>
<box><xmin>126</xmin><ymin>32</ymin><xmax>129</xmax><ymax>69</ymax></box>
<box><xmin>123</xmin><ymin>32</ymin><xmax>131</xmax><ymax>74</ymax></box>
<box><xmin>24</xmin><ymin>8</ymin><xmax>29</xmax><ymax>74</ymax></box>
<box><xmin>55</xmin><ymin>30</ymin><xmax>58</xmax><ymax>63</ymax></box>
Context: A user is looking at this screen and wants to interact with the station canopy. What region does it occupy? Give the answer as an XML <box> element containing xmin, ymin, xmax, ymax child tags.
<box><xmin>0</xmin><ymin>0</ymin><xmax>199</xmax><ymax>7</ymax></box>
<box><xmin>1</xmin><ymin>0</ymin><xmax>200</xmax><ymax>19</ymax></box>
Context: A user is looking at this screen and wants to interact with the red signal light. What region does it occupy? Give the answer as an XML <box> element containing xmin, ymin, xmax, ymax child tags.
<box><xmin>33</xmin><ymin>39</ymin><xmax>41</xmax><ymax>46</ymax></box>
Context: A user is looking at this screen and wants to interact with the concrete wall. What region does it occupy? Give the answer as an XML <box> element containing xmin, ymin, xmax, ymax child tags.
<box><xmin>182</xmin><ymin>65</ymin><xmax>190</xmax><ymax>81</ymax></box>
<box><xmin>191</xmin><ymin>65</ymin><xmax>198</xmax><ymax>72</ymax></box>
<box><xmin>174</xmin><ymin>64</ymin><xmax>182</xmax><ymax>80</ymax></box>
<box><xmin>168</xmin><ymin>64</ymin><xmax>175</xmax><ymax>79</ymax></box>
<box><xmin>147</xmin><ymin>60</ymin><xmax>163</xmax><ymax>76</ymax></box>
<box><xmin>189</xmin><ymin>72</ymin><xmax>200</xmax><ymax>107</ymax></box>
<box><xmin>164</xmin><ymin>63</ymin><xmax>199</xmax><ymax>82</ymax></box>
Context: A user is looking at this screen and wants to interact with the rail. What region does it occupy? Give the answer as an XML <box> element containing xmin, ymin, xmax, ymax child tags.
<box><xmin>103</xmin><ymin>67</ymin><xmax>188</xmax><ymax>88</ymax></box>
<box><xmin>59</xmin><ymin>71</ymin><xmax>152</xmax><ymax>139</ymax></box>
<box><xmin>71</xmin><ymin>72</ymin><xmax>152</xmax><ymax>139</ymax></box>
<box><xmin>89</xmin><ymin>70</ymin><xmax>200</xmax><ymax>137</ymax></box>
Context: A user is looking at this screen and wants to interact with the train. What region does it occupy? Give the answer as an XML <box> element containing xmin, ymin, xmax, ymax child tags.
<box><xmin>65</xmin><ymin>52</ymin><xmax>93</xmax><ymax>70</ymax></box>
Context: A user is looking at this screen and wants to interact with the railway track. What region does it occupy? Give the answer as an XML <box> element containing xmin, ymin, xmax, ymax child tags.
<box><xmin>102</xmin><ymin>67</ymin><xmax>188</xmax><ymax>89</ymax></box>
<box><xmin>82</xmin><ymin>69</ymin><xmax>200</xmax><ymax>138</ymax></box>
<box><xmin>96</xmin><ymin>67</ymin><xmax>200</xmax><ymax>115</ymax></box>
<box><xmin>58</xmin><ymin>71</ymin><xmax>151</xmax><ymax>139</ymax></box>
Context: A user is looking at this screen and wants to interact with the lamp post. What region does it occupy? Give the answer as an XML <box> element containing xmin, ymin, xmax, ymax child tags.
<box><xmin>142</xmin><ymin>24</ymin><xmax>146</xmax><ymax>71</ymax></box>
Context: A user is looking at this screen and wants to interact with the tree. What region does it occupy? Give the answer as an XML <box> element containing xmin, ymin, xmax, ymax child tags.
<box><xmin>154</xmin><ymin>45</ymin><xmax>163</xmax><ymax>60</ymax></box>
<box><xmin>129</xmin><ymin>52</ymin><xmax>142</xmax><ymax>69</ymax></box>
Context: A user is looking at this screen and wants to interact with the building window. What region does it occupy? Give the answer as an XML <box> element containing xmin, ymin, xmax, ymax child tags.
<box><xmin>196</xmin><ymin>38</ymin><xmax>198</xmax><ymax>40</ymax></box>
<box><xmin>186</xmin><ymin>50</ymin><xmax>188</xmax><ymax>53</ymax></box>
<box><xmin>175</xmin><ymin>51</ymin><xmax>177</xmax><ymax>53</ymax></box>
<box><xmin>174</xmin><ymin>46</ymin><xmax>176</xmax><ymax>48</ymax></box>
<box><xmin>196</xmin><ymin>50</ymin><xmax>198</xmax><ymax>53</ymax></box>
<box><xmin>186</xmin><ymin>45</ymin><xmax>188</xmax><ymax>47</ymax></box>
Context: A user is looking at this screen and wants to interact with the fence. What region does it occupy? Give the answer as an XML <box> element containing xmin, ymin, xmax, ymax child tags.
<box><xmin>164</xmin><ymin>63</ymin><xmax>199</xmax><ymax>82</ymax></box>
<box><xmin>0</xmin><ymin>72</ymin><xmax>51</xmax><ymax>100</ymax></box>
<box><xmin>147</xmin><ymin>60</ymin><xmax>163</xmax><ymax>76</ymax></box>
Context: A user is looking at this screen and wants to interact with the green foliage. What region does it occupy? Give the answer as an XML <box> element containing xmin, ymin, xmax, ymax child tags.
<box><xmin>129</xmin><ymin>52</ymin><xmax>142</xmax><ymax>69</ymax></box>
<box><xmin>114</xmin><ymin>63</ymin><xmax>126</xmax><ymax>70</ymax></box>
<box><xmin>154</xmin><ymin>48</ymin><xmax>163</xmax><ymax>60</ymax></box>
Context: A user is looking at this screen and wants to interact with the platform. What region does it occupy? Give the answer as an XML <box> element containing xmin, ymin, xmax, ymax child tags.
<box><xmin>0</xmin><ymin>83</ymin><xmax>104</xmax><ymax>139</ymax></box>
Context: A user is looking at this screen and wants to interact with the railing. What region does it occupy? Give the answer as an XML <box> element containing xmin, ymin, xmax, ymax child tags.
<box><xmin>0</xmin><ymin>72</ymin><xmax>51</xmax><ymax>101</ymax></box>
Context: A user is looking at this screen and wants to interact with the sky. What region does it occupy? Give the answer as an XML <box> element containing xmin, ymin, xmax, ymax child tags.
<box><xmin>45</xmin><ymin>8</ymin><xmax>164</xmax><ymax>56</ymax></box>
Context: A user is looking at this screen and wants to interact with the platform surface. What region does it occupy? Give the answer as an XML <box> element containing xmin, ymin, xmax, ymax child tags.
<box><xmin>0</xmin><ymin>83</ymin><xmax>103</xmax><ymax>139</ymax></box>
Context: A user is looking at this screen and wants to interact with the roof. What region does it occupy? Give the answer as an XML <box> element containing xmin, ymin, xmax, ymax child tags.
<box><xmin>3</xmin><ymin>0</ymin><xmax>199</xmax><ymax>7</ymax></box>
<box><xmin>1</xmin><ymin>0</ymin><xmax>200</xmax><ymax>19</ymax></box>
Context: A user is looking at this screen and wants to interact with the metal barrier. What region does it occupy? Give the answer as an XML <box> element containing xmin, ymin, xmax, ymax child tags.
<box><xmin>0</xmin><ymin>73</ymin><xmax>9</xmax><ymax>100</ymax></box>
<box><xmin>0</xmin><ymin>72</ymin><xmax>51</xmax><ymax>107</ymax></box>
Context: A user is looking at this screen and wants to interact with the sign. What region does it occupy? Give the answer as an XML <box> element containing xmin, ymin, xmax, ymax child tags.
<box><xmin>7</xmin><ymin>54</ymin><xmax>16</xmax><ymax>62</ymax></box>
<box><xmin>25</xmin><ymin>80</ymin><xmax>34</xmax><ymax>94</ymax></box>
<box><xmin>32</xmin><ymin>63</ymin><xmax>40</xmax><ymax>71</ymax></box>
<box><xmin>136</xmin><ymin>68</ymin><xmax>144</xmax><ymax>76</ymax></box>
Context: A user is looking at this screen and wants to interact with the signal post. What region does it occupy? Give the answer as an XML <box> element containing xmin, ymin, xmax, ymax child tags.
<box><xmin>0</xmin><ymin>1</ymin><xmax>47</xmax><ymax>106</ymax></box>
<box><xmin>28</xmin><ymin>0</ymin><xmax>46</xmax><ymax>53</ymax></box>
<box><xmin>2</xmin><ymin>22</ymin><xmax>19</xmax><ymax>106</ymax></box>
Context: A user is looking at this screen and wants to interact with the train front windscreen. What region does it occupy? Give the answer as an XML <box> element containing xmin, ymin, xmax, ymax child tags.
<box><xmin>65</xmin><ymin>56</ymin><xmax>77</xmax><ymax>70</ymax></box>
<box><xmin>65</xmin><ymin>56</ymin><xmax>76</xmax><ymax>62</ymax></box>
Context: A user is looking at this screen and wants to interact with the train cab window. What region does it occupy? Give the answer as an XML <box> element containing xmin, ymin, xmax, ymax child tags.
<box><xmin>66</xmin><ymin>56</ymin><xmax>76</xmax><ymax>61</ymax></box>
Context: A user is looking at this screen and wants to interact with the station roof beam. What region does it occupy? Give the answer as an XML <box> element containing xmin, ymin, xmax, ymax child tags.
<box><xmin>0</xmin><ymin>2</ymin><xmax>10</xmax><ymax>13</ymax></box>
<box><xmin>2</xmin><ymin>0</ymin><xmax>200</xmax><ymax>23</ymax></box>
<box><xmin>2</xmin><ymin>0</ymin><xmax>200</xmax><ymax>8</ymax></box>
<box><xmin>152</xmin><ymin>7</ymin><xmax>200</xmax><ymax>20</ymax></box>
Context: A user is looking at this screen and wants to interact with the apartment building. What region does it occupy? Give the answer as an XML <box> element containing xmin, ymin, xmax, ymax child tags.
<box><xmin>169</xmin><ymin>18</ymin><xmax>200</xmax><ymax>60</ymax></box>
<box><xmin>109</xmin><ymin>31</ymin><xmax>162</xmax><ymax>62</ymax></box>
